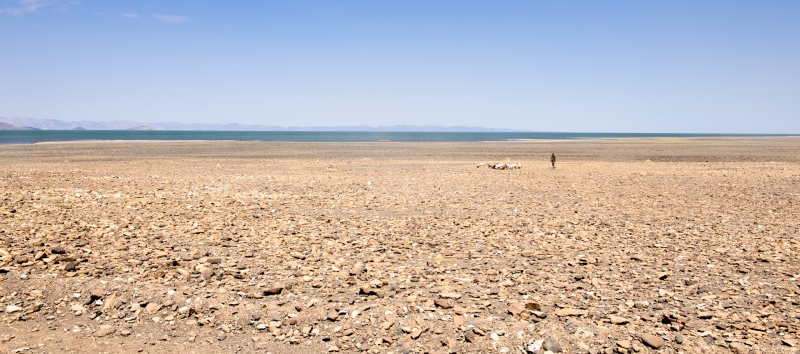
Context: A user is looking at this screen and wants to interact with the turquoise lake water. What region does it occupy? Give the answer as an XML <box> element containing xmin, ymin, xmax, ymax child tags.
<box><xmin>0</xmin><ymin>130</ymin><xmax>789</xmax><ymax>144</ymax></box>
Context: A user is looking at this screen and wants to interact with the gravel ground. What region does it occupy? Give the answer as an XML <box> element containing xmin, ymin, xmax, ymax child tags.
<box><xmin>0</xmin><ymin>138</ymin><xmax>799</xmax><ymax>354</ymax></box>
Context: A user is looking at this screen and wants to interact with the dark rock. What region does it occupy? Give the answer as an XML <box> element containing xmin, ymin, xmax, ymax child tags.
<box><xmin>543</xmin><ymin>337</ymin><xmax>561</xmax><ymax>352</ymax></box>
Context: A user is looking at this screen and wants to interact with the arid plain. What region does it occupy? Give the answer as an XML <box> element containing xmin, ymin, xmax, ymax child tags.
<box><xmin>1</xmin><ymin>138</ymin><xmax>799</xmax><ymax>354</ymax></box>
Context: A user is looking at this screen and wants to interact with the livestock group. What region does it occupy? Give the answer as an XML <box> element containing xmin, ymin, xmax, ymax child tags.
<box><xmin>477</xmin><ymin>162</ymin><xmax>522</xmax><ymax>170</ymax></box>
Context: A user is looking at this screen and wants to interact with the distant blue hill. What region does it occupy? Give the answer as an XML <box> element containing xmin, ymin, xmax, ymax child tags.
<box><xmin>0</xmin><ymin>117</ymin><xmax>527</xmax><ymax>132</ymax></box>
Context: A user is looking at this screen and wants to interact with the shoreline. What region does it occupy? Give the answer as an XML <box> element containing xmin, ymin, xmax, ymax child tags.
<box><xmin>2</xmin><ymin>131</ymin><xmax>798</xmax><ymax>146</ymax></box>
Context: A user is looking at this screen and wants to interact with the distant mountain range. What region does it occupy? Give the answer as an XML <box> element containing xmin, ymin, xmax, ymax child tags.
<box><xmin>0</xmin><ymin>117</ymin><xmax>527</xmax><ymax>132</ymax></box>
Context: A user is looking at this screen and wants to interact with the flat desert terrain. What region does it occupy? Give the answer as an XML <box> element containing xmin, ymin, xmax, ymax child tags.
<box><xmin>0</xmin><ymin>138</ymin><xmax>799</xmax><ymax>354</ymax></box>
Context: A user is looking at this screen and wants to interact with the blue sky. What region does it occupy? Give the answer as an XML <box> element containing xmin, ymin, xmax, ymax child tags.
<box><xmin>1</xmin><ymin>1</ymin><xmax>798</xmax><ymax>133</ymax></box>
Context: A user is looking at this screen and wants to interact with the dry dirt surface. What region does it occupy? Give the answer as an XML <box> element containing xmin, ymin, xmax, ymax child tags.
<box><xmin>0</xmin><ymin>138</ymin><xmax>799</xmax><ymax>354</ymax></box>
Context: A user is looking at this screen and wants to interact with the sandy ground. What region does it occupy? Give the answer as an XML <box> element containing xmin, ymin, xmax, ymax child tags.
<box><xmin>0</xmin><ymin>138</ymin><xmax>799</xmax><ymax>354</ymax></box>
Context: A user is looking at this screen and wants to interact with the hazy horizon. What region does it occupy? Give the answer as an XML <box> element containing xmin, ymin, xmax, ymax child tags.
<box><xmin>1</xmin><ymin>1</ymin><xmax>799</xmax><ymax>133</ymax></box>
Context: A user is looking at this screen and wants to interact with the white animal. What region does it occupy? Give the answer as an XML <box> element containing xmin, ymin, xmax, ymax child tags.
<box><xmin>483</xmin><ymin>162</ymin><xmax>521</xmax><ymax>170</ymax></box>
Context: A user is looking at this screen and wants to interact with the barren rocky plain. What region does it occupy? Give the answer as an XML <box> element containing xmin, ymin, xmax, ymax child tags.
<box><xmin>0</xmin><ymin>138</ymin><xmax>799</xmax><ymax>354</ymax></box>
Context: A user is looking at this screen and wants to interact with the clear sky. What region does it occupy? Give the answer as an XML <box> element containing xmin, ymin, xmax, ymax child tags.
<box><xmin>1</xmin><ymin>1</ymin><xmax>799</xmax><ymax>133</ymax></box>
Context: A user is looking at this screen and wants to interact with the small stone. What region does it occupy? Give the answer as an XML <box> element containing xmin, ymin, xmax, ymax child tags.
<box><xmin>543</xmin><ymin>337</ymin><xmax>561</xmax><ymax>352</ymax></box>
<box><xmin>464</xmin><ymin>329</ymin><xmax>476</xmax><ymax>342</ymax></box>
<box><xmin>70</xmin><ymin>303</ymin><xmax>86</xmax><ymax>312</ymax></box>
<box><xmin>555</xmin><ymin>308</ymin><xmax>586</xmax><ymax>317</ymax></box>
<box><xmin>439</xmin><ymin>293</ymin><xmax>462</xmax><ymax>299</ymax></box>
<box><xmin>64</xmin><ymin>261</ymin><xmax>77</xmax><ymax>272</ymax></box>
<box><xmin>617</xmin><ymin>340</ymin><xmax>632</xmax><ymax>349</ymax></box>
<box><xmin>5</xmin><ymin>305</ymin><xmax>22</xmax><ymax>313</ymax></box>
<box><xmin>434</xmin><ymin>299</ymin><xmax>453</xmax><ymax>309</ymax></box>
<box><xmin>675</xmin><ymin>334</ymin><xmax>684</xmax><ymax>344</ymax></box>
<box><xmin>697</xmin><ymin>311</ymin><xmax>713</xmax><ymax>319</ymax></box>
<box><xmin>783</xmin><ymin>338</ymin><xmax>798</xmax><ymax>347</ymax></box>
<box><xmin>507</xmin><ymin>302</ymin><xmax>525</xmax><ymax>316</ymax></box>
<box><xmin>263</xmin><ymin>285</ymin><xmax>284</xmax><ymax>295</ymax></box>
<box><xmin>528</xmin><ymin>339</ymin><xmax>544</xmax><ymax>352</ymax></box>
<box><xmin>525</xmin><ymin>302</ymin><xmax>542</xmax><ymax>311</ymax></box>
<box><xmin>51</xmin><ymin>246</ymin><xmax>66</xmax><ymax>254</ymax></box>
<box><xmin>358</xmin><ymin>286</ymin><xmax>378</xmax><ymax>296</ymax></box>
<box><xmin>145</xmin><ymin>303</ymin><xmax>161</xmax><ymax>314</ymax></box>
<box><xmin>729</xmin><ymin>342</ymin><xmax>747</xmax><ymax>354</ymax></box>
<box><xmin>564</xmin><ymin>321</ymin><xmax>579</xmax><ymax>334</ymax></box>
<box><xmin>89</xmin><ymin>287</ymin><xmax>104</xmax><ymax>299</ymax></box>
<box><xmin>207</xmin><ymin>257</ymin><xmax>222</xmax><ymax>264</ymax></box>
<box><xmin>326</xmin><ymin>311</ymin><xmax>339</xmax><ymax>321</ymax></box>
<box><xmin>410</xmin><ymin>328</ymin><xmax>423</xmax><ymax>339</ymax></box>
<box><xmin>199</xmin><ymin>267</ymin><xmax>214</xmax><ymax>278</ymax></box>
<box><xmin>641</xmin><ymin>334</ymin><xmax>665</xmax><ymax>349</ymax></box>
<box><xmin>252</xmin><ymin>312</ymin><xmax>261</xmax><ymax>321</ymax></box>
<box><xmin>94</xmin><ymin>326</ymin><xmax>115</xmax><ymax>337</ymax></box>
<box><xmin>490</xmin><ymin>332</ymin><xmax>499</xmax><ymax>341</ymax></box>
<box><xmin>609</xmin><ymin>315</ymin><xmax>629</xmax><ymax>325</ymax></box>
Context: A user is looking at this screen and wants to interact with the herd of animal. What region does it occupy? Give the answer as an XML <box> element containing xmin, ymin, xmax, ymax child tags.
<box><xmin>476</xmin><ymin>162</ymin><xmax>522</xmax><ymax>170</ymax></box>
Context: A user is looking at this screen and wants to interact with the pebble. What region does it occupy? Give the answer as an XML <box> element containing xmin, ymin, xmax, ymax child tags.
<box><xmin>433</xmin><ymin>299</ymin><xmax>453</xmax><ymax>309</ymax></box>
<box><xmin>640</xmin><ymin>334</ymin><xmax>665</xmax><ymax>349</ymax></box>
<box><xmin>609</xmin><ymin>315</ymin><xmax>629</xmax><ymax>325</ymax></box>
<box><xmin>464</xmin><ymin>329</ymin><xmax>476</xmax><ymax>343</ymax></box>
<box><xmin>93</xmin><ymin>326</ymin><xmax>115</xmax><ymax>337</ymax></box>
<box><xmin>555</xmin><ymin>308</ymin><xmax>585</xmax><ymax>317</ymax></box>
<box><xmin>543</xmin><ymin>337</ymin><xmax>561</xmax><ymax>352</ymax></box>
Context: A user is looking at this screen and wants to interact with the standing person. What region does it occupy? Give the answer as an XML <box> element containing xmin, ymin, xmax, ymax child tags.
<box><xmin>551</xmin><ymin>153</ymin><xmax>556</xmax><ymax>168</ymax></box>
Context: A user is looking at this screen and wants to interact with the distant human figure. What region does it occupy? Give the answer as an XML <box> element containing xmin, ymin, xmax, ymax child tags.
<box><xmin>551</xmin><ymin>153</ymin><xmax>556</xmax><ymax>168</ymax></box>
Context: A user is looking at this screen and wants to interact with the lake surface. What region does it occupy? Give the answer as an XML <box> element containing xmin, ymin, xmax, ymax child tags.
<box><xmin>0</xmin><ymin>130</ymin><xmax>789</xmax><ymax>144</ymax></box>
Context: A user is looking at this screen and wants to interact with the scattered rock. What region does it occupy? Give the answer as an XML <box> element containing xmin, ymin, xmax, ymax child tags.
<box><xmin>543</xmin><ymin>337</ymin><xmax>561</xmax><ymax>352</ymax></box>
<box><xmin>0</xmin><ymin>140</ymin><xmax>796</xmax><ymax>353</ymax></box>
<box><xmin>507</xmin><ymin>302</ymin><xmax>525</xmax><ymax>316</ymax></box>
<box><xmin>94</xmin><ymin>326</ymin><xmax>115</xmax><ymax>337</ymax></box>
<box><xmin>609</xmin><ymin>315</ymin><xmax>629</xmax><ymax>325</ymax></box>
<box><xmin>555</xmin><ymin>308</ymin><xmax>586</xmax><ymax>317</ymax></box>
<box><xmin>263</xmin><ymin>285</ymin><xmax>283</xmax><ymax>295</ymax></box>
<box><xmin>434</xmin><ymin>299</ymin><xmax>453</xmax><ymax>309</ymax></box>
<box><xmin>640</xmin><ymin>334</ymin><xmax>665</xmax><ymax>349</ymax></box>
